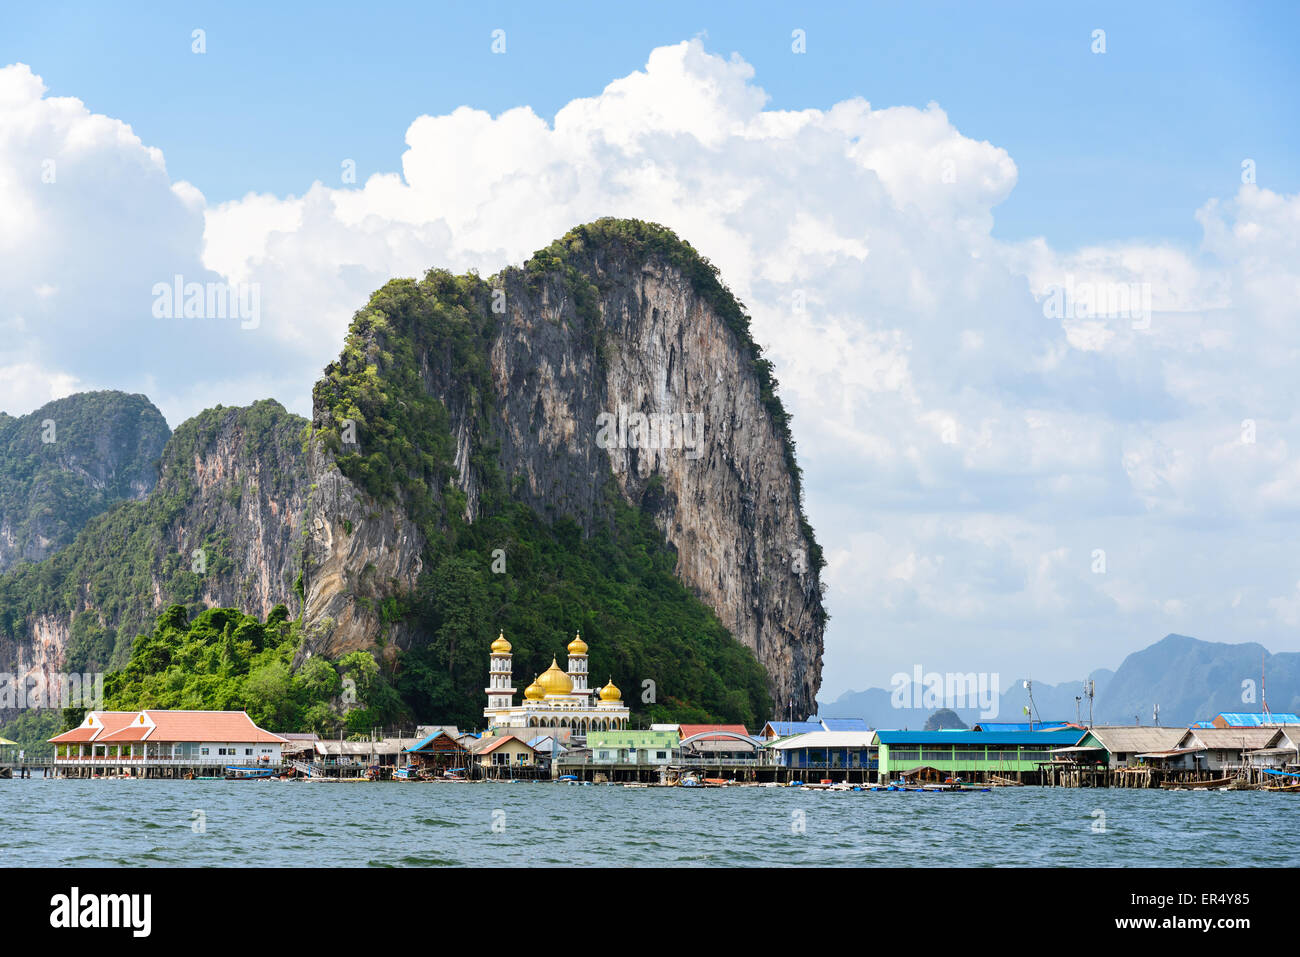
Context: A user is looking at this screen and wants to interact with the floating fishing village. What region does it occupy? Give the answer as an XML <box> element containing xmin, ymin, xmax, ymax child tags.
<box><xmin>4</xmin><ymin>631</ymin><xmax>1300</xmax><ymax>793</ymax></box>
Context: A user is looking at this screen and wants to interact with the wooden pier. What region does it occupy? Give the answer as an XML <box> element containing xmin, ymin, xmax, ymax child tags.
<box><xmin>1042</xmin><ymin>762</ymin><xmax>1283</xmax><ymax>789</ymax></box>
<box><xmin>0</xmin><ymin>759</ymin><xmax>55</xmax><ymax>779</ymax></box>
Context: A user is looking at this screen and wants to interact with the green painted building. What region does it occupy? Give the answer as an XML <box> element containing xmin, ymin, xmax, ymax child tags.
<box><xmin>873</xmin><ymin>728</ymin><xmax>1081</xmax><ymax>779</ymax></box>
<box><xmin>588</xmin><ymin>729</ymin><xmax>680</xmax><ymax>765</ymax></box>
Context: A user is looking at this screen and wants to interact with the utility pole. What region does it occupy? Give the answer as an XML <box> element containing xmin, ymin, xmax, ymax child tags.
<box><xmin>1023</xmin><ymin>680</ymin><xmax>1040</xmax><ymax>729</ymax></box>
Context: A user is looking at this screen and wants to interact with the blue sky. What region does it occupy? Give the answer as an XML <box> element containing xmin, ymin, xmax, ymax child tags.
<box><xmin>6</xmin><ymin>1</ymin><xmax>1297</xmax><ymax>248</ymax></box>
<box><xmin>3</xmin><ymin>3</ymin><xmax>1300</xmax><ymax>701</ymax></box>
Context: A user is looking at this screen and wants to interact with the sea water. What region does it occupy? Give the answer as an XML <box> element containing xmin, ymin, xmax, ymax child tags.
<box><xmin>0</xmin><ymin>778</ymin><xmax>1290</xmax><ymax>867</ymax></box>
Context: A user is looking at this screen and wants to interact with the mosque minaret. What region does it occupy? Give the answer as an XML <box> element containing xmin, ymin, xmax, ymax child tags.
<box><xmin>484</xmin><ymin>630</ymin><xmax>629</xmax><ymax>736</ymax></box>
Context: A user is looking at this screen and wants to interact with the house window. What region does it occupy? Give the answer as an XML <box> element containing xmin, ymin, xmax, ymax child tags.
<box><xmin>201</xmin><ymin>748</ymin><xmax>209</xmax><ymax>756</ymax></box>
<box><xmin>656</xmin><ymin>751</ymin><xmax>667</xmax><ymax>760</ymax></box>
<box><xmin>245</xmin><ymin>748</ymin><xmax>253</xmax><ymax>756</ymax></box>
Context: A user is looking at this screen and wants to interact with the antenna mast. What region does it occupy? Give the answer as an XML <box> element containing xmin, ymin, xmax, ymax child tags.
<box><xmin>1023</xmin><ymin>680</ymin><xmax>1041</xmax><ymax>730</ymax></box>
<box><xmin>1262</xmin><ymin>653</ymin><xmax>1270</xmax><ymax>719</ymax></box>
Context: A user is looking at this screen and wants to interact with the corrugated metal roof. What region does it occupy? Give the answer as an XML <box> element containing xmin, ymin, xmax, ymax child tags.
<box><xmin>771</xmin><ymin>731</ymin><xmax>877</xmax><ymax>750</ymax></box>
<box><xmin>48</xmin><ymin>711</ymin><xmax>145</xmax><ymax>744</ymax></box>
<box><xmin>678</xmin><ymin>724</ymin><xmax>751</xmax><ymax>740</ymax></box>
<box><xmin>973</xmin><ymin>721</ymin><xmax>1073</xmax><ymax>732</ymax></box>
<box><xmin>315</xmin><ymin>740</ymin><xmax>406</xmax><ymax>756</ymax></box>
<box><xmin>92</xmin><ymin>710</ymin><xmax>287</xmax><ymax>745</ymax></box>
<box><xmin>874</xmin><ymin>729</ymin><xmax>1081</xmax><ymax>746</ymax></box>
<box><xmin>1213</xmin><ymin>712</ymin><xmax>1300</xmax><ymax>727</ymax></box>
<box><xmin>473</xmin><ymin>734</ymin><xmax>534</xmax><ymax>756</ymax></box>
<box><xmin>819</xmin><ymin>718</ymin><xmax>870</xmax><ymax>732</ymax></box>
<box><xmin>1080</xmin><ymin>727</ymin><xmax>1186</xmax><ymax>754</ymax></box>
<box><xmin>1186</xmin><ymin>727</ymin><xmax>1282</xmax><ymax>749</ymax></box>
<box><xmin>405</xmin><ymin>729</ymin><xmax>465</xmax><ymax>752</ymax></box>
<box><xmin>763</xmin><ymin>721</ymin><xmax>823</xmax><ymax>737</ymax></box>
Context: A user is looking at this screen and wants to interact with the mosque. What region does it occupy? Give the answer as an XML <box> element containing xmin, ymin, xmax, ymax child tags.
<box><xmin>484</xmin><ymin>630</ymin><xmax>630</xmax><ymax>736</ymax></box>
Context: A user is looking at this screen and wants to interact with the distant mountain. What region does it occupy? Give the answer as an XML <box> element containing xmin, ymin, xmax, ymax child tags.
<box><xmin>0</xmin><ymin>391</ymin><xmax>170</xmax><ymax>572</ymax></box>
<box><xmin>1097</xmin><ymin>634</ymin><xmax>1300</xmax><ymax>727</ymax></box>
<box><xmin>821</xmin><ymin>632</ymin><xmax>1300</xmax><ymax>729</ymax></box>
<box><xmin>924</xmin><ymin>709</ymin><xmax>968</xmax><ymax>730</ymax></box>
<box><xmin>819</xmin><ymin>669</ymin><xmax>1113</xmax><ymax>729</ymax></box>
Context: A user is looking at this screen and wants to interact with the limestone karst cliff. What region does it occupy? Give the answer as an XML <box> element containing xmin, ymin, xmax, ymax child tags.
<box><xmin>308</xmin><ymin>219</ymin><xmax>826</xmax><ymax>715</ymax></box>
<box><xmin>0</xmin><ymin>391</ymin><xmax>171</xmax><ymax>573</ymax></box>
<box><xmin>0</xmin><ymin>219</ymin><xmax>826</xmax><ymax>723</ymax></box>
<box><xmin>0</xmin><ymin>400</ymin><xmax>309</xmax><ymax>719</ymax></box>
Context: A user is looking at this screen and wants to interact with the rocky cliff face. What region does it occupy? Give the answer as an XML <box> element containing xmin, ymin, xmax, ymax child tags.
<box><xmin>307</xmin><ymin>220</ymin><xmax>826</xmax><ymax>714</ymax></box>
<box><xmin>483</xmin><ymin>248</ymin><xmax>822</xmax><ymax>713</ymax></box>
<box><xmin>170</xmin><ymin>402</ymin><xmax>310</xmax><ymax>620</ymax></box>
<box><xmin>0</xmin><ymin>400</ymin><xmax>309</xmax><ymax>721</ymax></box>
<box><xmin>297</xmin><ymin>443</ymin><xmax>425</xmax><ymax>663</ymax></box>
<box><xmin>0</xmin><ymin>391</ymin><xmax>171</xmax><ymax>572</ymax></box>
<box><xmin>1</xmin><ymin>220</ymin><xmax>826</xmax><ymax>720</ymax></box>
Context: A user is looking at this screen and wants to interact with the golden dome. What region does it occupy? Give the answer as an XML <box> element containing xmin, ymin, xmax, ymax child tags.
<box><xmin>524</xmin><ymin>676</ymin><xmax>545</xmax><ymax>701</ymax></box>
<box><xmin>567</xmin><ymin>631</ymin><xmax>588</xmax><ymax>656</ymax></box>
<box><xmin>599</xmin><ymin>678</ymin><xmax>622</xmax><ymax>703</ymax></box>
<box><xmin>536</xmin><ymin>658</ymin><xmax>574</xmax><ymax>697</ymax></box>
<box><xmin>490</xmin><ymin>631</ymin><xmax>511</xmax><ymax>654</ymax></box>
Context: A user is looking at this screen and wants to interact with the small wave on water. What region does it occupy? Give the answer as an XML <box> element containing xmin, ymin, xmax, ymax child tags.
<box><xmin>2</xmin><ymin>779</ymin><xmax>1290</xmax><ymax>867</ymax></box>
<box><xmin>391</xmin><ymin>855</ymin><xmax>459</xmax><ymax>866</ymax></box>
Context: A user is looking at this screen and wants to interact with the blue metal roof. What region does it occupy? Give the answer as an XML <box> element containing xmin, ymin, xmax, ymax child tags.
<box><xmin>1192</xmin><ymin>721</ymin><xmax>1215</xmax><ymax>728</ymax></box>
<box><xmin>405</xmin><ymin>730</ymin><xmax>460</xmax><ymax>752</ymax></box>
<box><xmin>764</xmin><ymin>721</ymin><xmax>823</xmax><ymax>736</ymax></box>
<box><xmin>973</xmin><ymin>721</ymin><xmax>1072</xmax><ymax>732</ymax></box>
<box><xmin>874</xmin><ymin>728</ymin><xmax>1082</xmax><ymax>746</ymax></box>
<box><xmin>820</xmin><ymin>717</ymin><xmax>870</xmax><ymax>732</ymax></box>
<box><xmin>1213</xmin><ymin>712</ymin><xmax>1300</xmax><ymax>727</ymax></box>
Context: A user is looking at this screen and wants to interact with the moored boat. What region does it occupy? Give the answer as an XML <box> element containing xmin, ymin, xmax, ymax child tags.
<box><xmin>223</xmin><ymin>766</ymin><xmax>276</xmax><ymax>780</ymax></box>
<box><xmin>1160</xmin><ymin>776</ymin><xmax>1236</xmax><ymax>790</ymax></box>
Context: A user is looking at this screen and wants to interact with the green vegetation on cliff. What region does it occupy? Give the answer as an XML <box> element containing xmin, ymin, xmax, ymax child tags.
<box><xmin>310</xmin><ymin>220</ymin><xmax>788</xmax><ymax>729</ymax></box>
<box><xmin>0</xmin><ymin>391</ymin><xmax>171</xmax><ymax>570</ymax></box>
<box><xmin>0</xmin><ymin>400</ymin><xmax>306</xmax><ymax>671</ymax></box>
<box><xmin>97</xmin><ymin>604</ymin><xmax>400</xmax><ymax>734</ymax></box>
<box><xmin>2</xmin><ymin>220</ymin><xmax>817</xmax><ymax>734</ymax></box>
